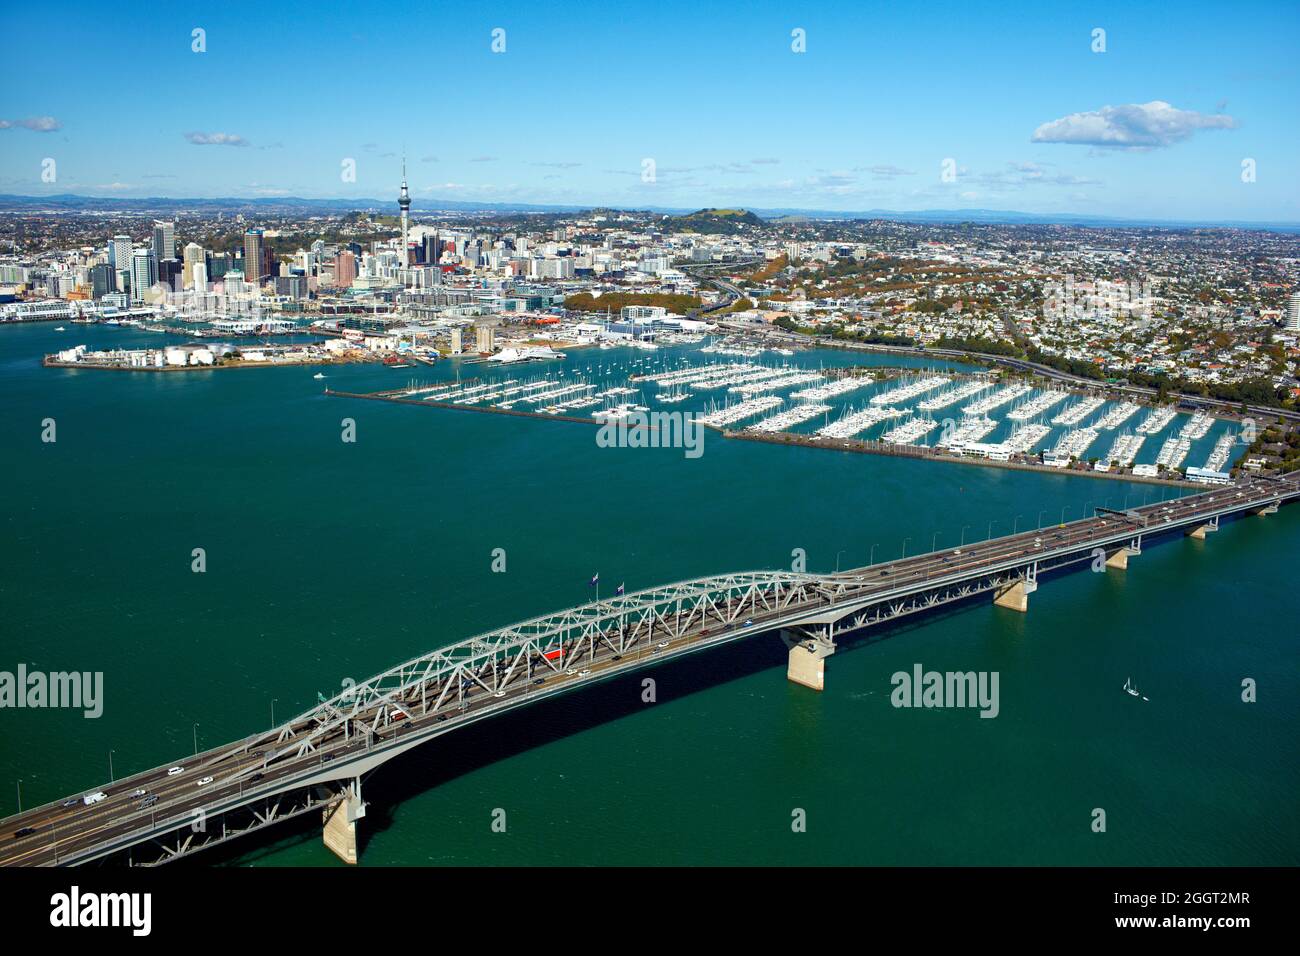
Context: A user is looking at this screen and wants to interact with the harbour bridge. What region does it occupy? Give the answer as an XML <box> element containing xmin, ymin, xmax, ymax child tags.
<box><xmin>2</xmin><ymin>470</ymin><xmax>1297</xmax><ymax>866</ymax></box>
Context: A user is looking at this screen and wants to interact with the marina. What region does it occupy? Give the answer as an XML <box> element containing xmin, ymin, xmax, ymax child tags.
<box><xmin>916</xmin><ymin>380</ymin><xmax>994</xmax><ymax>412</ymax></box>
<box><xmin>962</xmin><ymin>383</ymin><xmax>1033</xmax><ymax>416</ymax></box>
<box><xmin>1093</xmin><ymin>402</ymin><xmax>1142</xmax><ymax>430</ymax></box>
<box><xmin>880</xmin><ymin>416</ymin><xmax>941</xmax><ymax>446</ymax></box>
<box><xmin>869</xmin><ymin>374</ymin><xmax>949</xmax><ymax>406</ymax></box>
<box><xmin>1006</xmin><ymin>390</ymin><xmax>1069</xmax><ymax>422</ymax></box>
<box><xmin>1048</xmin><ymin>427</ymin><xmax>1100</xmax><ymax>461</ymax></box>
<box><xmin>1100</xmin><ymin>432</ymin><xmax>1146</xmax><ymax>468</ymax></box>
<box><xmin>1051</xmin><ymin>396</ymin><xmax>1105</xmax><ymax>427</ymax></box>
<box><xmin>1136</xmin><ymin>405</ymin><xmax>1178</xmax><ymax>435</ymax></box>
<box><xmin>1180</xmin><ymin>411</ymin><xmax>1215</xmax><ymax>441</ymax></box>
<box><xmin>747</xmin><ymin>403</ymin><xmax>833</xmax><ymax>433</ymax></box>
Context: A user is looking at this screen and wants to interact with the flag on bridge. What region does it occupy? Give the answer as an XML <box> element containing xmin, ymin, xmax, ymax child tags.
<box><xmin>616</xmin><ymin>583</ymin><xmax>625</xmax><ymax>596</ymax></box>
<box><xmin>589</xmin><ymin>573</ymin><xmax>599</xmax><ymax>587</ymax></box>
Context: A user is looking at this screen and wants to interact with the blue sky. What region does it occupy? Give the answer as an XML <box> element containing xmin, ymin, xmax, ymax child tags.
<box><xmin>1</xmin><ymin>0</ymin><xmax>1297</xmax><ymax>222</ymax></box>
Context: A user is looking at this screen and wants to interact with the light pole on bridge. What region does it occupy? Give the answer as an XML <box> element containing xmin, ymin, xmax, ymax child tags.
<box><xmin>960</xmin><ymin>525</ymin><xmax>969</xmax><ymax>547</ymax></box>
<box><xmin>987</xmin><ymin>520</ymin><xmax>996</xmax><ymax>541</ymax></box>
<box><xmin>1013</xmin><ymin>514</ymin><xmax>1023</xmax><ymax>533</ymax></box>
<box><xmin>869</xmin><ymin>544</ymin><xmax>878</xmax><ymax>566</ymax></box>
<box><xmin>192</xmin><ymin>723</ymin><xmax>199</xmax><ymax>757</ymax></box>
<box><xmin>901</xmin><ymin>537</ymin><xmax>910</xmax><ymax>559</ymax></box>
<box><xmin>271</xmin><ymin>698</ymin><xmax>278</xmax><ymax>729</ymax></box>
<box><xmin>16</xmin><ymin>780</ymin><xmax>21</xmax><ymax>814</ymax></box>
<box><xmin>108</xmin><ymin>750</ymin><xmax>115</xmax><ymax>784</ymax></box>
<box><xmin>835</xmin><ymin>550</ymin><xmax>846</xmax><ymax>573</ymax></box>
<box><xmin>1038</xmin><ymin>510</ymin><xmax>1048</xmax><ymax>530</ymax></box>
<box><xmin>931</xmin><ymin>531</ymin><xmax>940</xmax><ymax>553</ymax></box>
<box><xmin>1060</xmin><ymin>506</ymin><xmax>1071</xmax><ymax>525</ymax></box>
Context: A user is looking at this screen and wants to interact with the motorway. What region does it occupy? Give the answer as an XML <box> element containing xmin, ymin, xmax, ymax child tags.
<box><xmin>2</xmin><ymin>469</ymin><xmax>1296</xmax><ymax>866</ymax></box>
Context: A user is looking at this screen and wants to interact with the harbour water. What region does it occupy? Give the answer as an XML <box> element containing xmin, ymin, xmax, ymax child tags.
<box><xmin>1</xmin><ymin>322</ymin><xmax>1296</xmax><ymax>866</ymax></box>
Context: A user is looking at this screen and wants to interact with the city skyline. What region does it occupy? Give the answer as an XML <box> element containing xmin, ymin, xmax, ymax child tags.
<box><xmin>1</xmin><ymin>0</ymin><xmax>1297</xmax><ymax>224</ymax></box>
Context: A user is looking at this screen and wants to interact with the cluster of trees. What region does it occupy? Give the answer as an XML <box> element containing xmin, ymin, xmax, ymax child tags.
<box><xmin>934</xmin><ymin>335</ymin><xmax>1019</xmax><ymax>357</ymax></box>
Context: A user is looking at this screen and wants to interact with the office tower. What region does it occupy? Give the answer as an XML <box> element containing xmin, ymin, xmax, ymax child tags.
<box><xmin>158</xmin><ymin>258</ymin><xmax>182</xmax><ymax>291</ymax></box>
<box><xmin>182</xmin><ymin>242</ymin><xmax>205</xmax><ymax>289</ymax></box>
<box><xmin>89</xmin><ymin>263</ymin><xmax>114</xmax><ymax>299</ymax></box>
<box><xmin>152</xmin><ymin>221</ymin><xmax>175</xmax><ymax>263</ymax></box>
<box><xmin>423</xmin><ymin>231</ymin><xmax>440</xmax><ymax>266</ymax></box>
<box><xmin>207</xmin><ymin>252</ymin><xmax>232</xmax><ymax>280</ymax></box>
<box><xmin>108</xmin><ymin>235</ymin><xmax>132</xmax><ymax>288</ymax></box>
<box><xmin>243</xmin><ymin>228</ymin><xmax>265</xmax><ymax>285</ymax></box>
<box><xmin>130</xmin><ymin>249</ymin><xmax>156</xmax><ymax>302</ymax></box>
<box><xmin>1287</xmin><ymin>291</ymin><xmax>1300</xmax><ymax>332</ymax></box>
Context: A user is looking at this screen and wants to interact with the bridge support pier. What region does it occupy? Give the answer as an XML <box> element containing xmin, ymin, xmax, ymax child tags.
<box><xmin>993</xmin><ymin>578</ymin><xmax>1036</xmax><ymax>612</ymax></box>
<box><xmin>323</xmin><ymin>779</ymin><xmax>366</xmax><ymax>865</ymax></box>
<box><xmin>782</xmin><ymin>628</ymin><xmax>836</xmax><ymax>691</ymax></box>
<box><xmin>1105</xmin><ymin>547</ymin><xmax>1135</xmax><ymax>570</ymax></box>
<box><xmin>1185</xmin><ymin>521</ymin><xmax>1218</xmax><ymax>540</ymax></box>
<box><xmin>1249</xmin><ymin>502</ymin><xmax>1278</xmax><ymax>517</ymax></box>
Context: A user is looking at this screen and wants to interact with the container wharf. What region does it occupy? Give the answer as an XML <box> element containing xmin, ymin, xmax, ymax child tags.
<box><xmin>722</xmin><ymin>427</ymin><xmax>1192</xmax><ymax>487</ymax></box>
<box><xmin>42</xmin><ymin>353</ymin><xmax>375</xmax><ymax>372</ymax></box>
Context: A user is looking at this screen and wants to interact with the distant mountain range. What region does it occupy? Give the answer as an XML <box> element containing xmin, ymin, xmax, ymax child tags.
<box><xmin>1</xmin><ymin>193</ymin><xmax>1296</xmax><ymax>232</ymax></box>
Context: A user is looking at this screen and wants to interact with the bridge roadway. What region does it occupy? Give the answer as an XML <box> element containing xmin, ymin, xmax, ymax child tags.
<box><xmin>2</xmin><ymin>470</ymin><xmax>1297</xmax><ymax>866</ymax></box>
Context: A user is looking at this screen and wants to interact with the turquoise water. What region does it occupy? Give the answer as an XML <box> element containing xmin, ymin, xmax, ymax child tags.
<box><xmin>1</xmin><ymin>322</ymin><xmax>1296</xmax><ymax>866</ymax></box>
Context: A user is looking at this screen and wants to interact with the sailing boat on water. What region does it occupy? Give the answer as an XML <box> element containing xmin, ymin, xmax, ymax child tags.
<box><xmin>1123</xmin><ymin>677</ymin><xmax>1148</xmax><ymax>701</ymax></box>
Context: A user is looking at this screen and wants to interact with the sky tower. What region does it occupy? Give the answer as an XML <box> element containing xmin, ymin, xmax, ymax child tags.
<box><xmin>397</xmin><ymin>157</ymin><xmax>411</xmax><ymax>266</ymax></box>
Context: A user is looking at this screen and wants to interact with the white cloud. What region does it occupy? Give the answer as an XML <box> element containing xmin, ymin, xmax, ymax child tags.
<box><xmin>1031</xmin><ymin>101</ymin><xmax>1237</xmax><ymax>149</ymax></box>
<box><xmin>0</xmin><ymin>116</ymin><xmax>61</xmax><ymax>132</ymax></box>
<box><xmin>184</xmin><ymin>131</ymin><xmax>250</xmax><ymax>147</ymax></box>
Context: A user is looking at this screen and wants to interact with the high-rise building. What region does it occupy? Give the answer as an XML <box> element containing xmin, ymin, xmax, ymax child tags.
<box><xmin>1286</xmin><ymin>291</ymin><xmax>1300</xmax><ymax>332</ymax></box>
<box><xmin>334</xmin><ymin>251</ymin><xmax>357</xmax><ymax>287</ymax></box>
<box><xmin>182</xmin><ymin>242</ymin><xmax>206</xmax><ymax>290</ymax></box>
<box><xmin>475</xmin><ymin>324</ymin><xmax>495</xmax><ymax>354</ymax></box>
<box><xmin>152</xmin><ymin>221</ymin><xmax>175</xmax><ymax>263</ymax></box>
<box><xmin>108</xmin><ymin>235</ymin><xmax>132</xmax><ymax>288</ymax></box>
<box><xmin>423</xmin><ymin>231</ymin><xmax>440</xmax><ymax>266</ymax></box>
<box><xmin>158</xmin><ymin>258</ymin><xmax>182</xmax><ymax>292</ymax></box>
<box><xmin>243</xmin><ymin>229</ymin><xmax>265</xmax><ymax>285</ymax></box>
<box><xmin>130</xmin><ymin>249</ymin><xmax>156</xmax><ymax>303</ymax></box>
<box><xmin>207</xmin><ymin>252</ymin><xmax>232</xmax><ymax>280</ymax></box>
<box><xmin>89</xmin><ymin>263</ymin><xmax>114</xmax><ymax>299</ymax></box>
